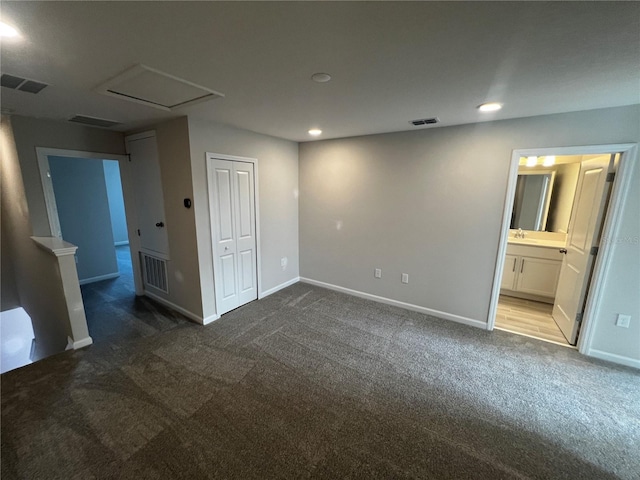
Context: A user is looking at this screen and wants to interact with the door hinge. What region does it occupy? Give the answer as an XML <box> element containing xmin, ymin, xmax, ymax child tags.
<box><xmin>127</xmin><ymin>153</ymin><xmax>132</xmax><ymax>162</ymax></box>
<box><xmin>606</xmin><ymin>172</ymin><xmax>615</xmax><ymax>182</ymax></box>
<box><xmin>137</xmin><ymin>229</ymin><xmax>141</xmax><ymax>236</ymax></box>
<box><xmin>590</xmin><ymin>246</ymin><xmax>599</xmax><ymax>256</ymax></box>
<box><xmin>576</xmin><ymin>312</ymin><xmax>583</xmax><ymax>324</ymax></box>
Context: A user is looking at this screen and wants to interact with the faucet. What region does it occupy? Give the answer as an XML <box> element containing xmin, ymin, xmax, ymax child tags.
<box><xmin>515</xmin><ymin>228</ymin><xmax>526</xmax><ymax>239</ymax></box>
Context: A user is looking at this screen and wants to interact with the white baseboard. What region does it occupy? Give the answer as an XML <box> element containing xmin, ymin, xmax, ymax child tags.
<box><xmin>79</xmin><ymin>272</ymin><xmax>120</xmax><ymax>285</ymax></box>
<box><xmin>587</xmin><ymin>349</ymin><xmax>640</xmax><ymax>369</ymax></box>
<box><xmin>202</xmin><ymin>314</ymin><xmax>220</xmax><ymax>325</ymax></box>
<box><xmin>66</xmin><ymin>335</ymin><xmax>93</xmax><ymax>350</ymax></box>
<box><xmin>299</xmin><ymin>277</ymin><xmax>487</xmax><ymax>330</ymax></box>
<box><xmin>259</xmin><ymin>276</ymin><xmax>300</xmax><ymax>299</ymax></box>
<box><xmin>114</xmin><ymin>241</ymin><xmax>130</xmax><ymax>246</ymax></box>
<box><xmin>143</xmin><ymin>291</ymin><xmax>219</xmax><ymax>325</ymax></box>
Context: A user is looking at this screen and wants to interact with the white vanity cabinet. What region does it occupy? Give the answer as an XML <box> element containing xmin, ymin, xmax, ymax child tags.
<box><xmin>501</xmin><ymin>243</ymin><xmax>563</xmax><ymax>302</ymax></box>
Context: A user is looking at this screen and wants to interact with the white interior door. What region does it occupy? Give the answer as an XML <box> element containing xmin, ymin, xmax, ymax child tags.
<box><xmin>208</xmin><ymin>159</ymin><xmax>257</xmax><ymax>316</ymax></box>
<box><xmin>552</xmin><ymin>155</ymin><xmax>613</xmax><ymax>344</ymax></box>
<box><xmin>125</xmin><ymin>133</ymin><xmax>169</xmax><ymax>257</ymax></box>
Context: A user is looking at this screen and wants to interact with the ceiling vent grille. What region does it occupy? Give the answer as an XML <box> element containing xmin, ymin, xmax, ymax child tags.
<box><xmin>96</xmin><ymin>64</ymin><xmax>224</xmax><ymax>111</ymax></box>
<box><xmin>68</xmin><ymin>115</ymin><xmax>121</xmax><ymax>128</ymax></box>
<box><xmin>1</xmin><ymin>74</ymin><xmax>48</xmax><ymax>94</ymax></box>
<box><xmin>410</xmin><ymin>117</ymin><xmax>439</xmax><ymax>126</ymax></box>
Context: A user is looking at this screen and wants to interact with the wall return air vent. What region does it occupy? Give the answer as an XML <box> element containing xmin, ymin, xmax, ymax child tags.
<box><xmin>96</xmin><ymin>64</ymin><xmax>224</xmax><ymax>111</ymax></box>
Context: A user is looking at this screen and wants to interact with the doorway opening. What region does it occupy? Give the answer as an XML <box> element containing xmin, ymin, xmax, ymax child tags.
<box><xmin>35</xmin><ymin>147</ymin><xmax>152</xmax><ymax>342</ymax></box>
<box><xmin>488</xmin><ymin>144</ymin><xmax>637</xmax><ymax>354</ymax></box>
<box><xmin>46</xmin><ymin>154</ymin><xmax>137</xmax><ymax>342</ymax></box>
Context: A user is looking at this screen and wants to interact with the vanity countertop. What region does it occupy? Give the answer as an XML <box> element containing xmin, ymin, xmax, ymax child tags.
<box><xmin>507</xmin><ymin>237</ymin><xmax>567</xmax><ymax>249</ymax></box>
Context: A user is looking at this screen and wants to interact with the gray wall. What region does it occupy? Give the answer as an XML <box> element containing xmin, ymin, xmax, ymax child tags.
<box><xmin>0</xmin><ymin>116</ymin><xmax>73</xmax><ymax>355</ymax></box>
<box><xmin>299</xmin><ymin>105</ymin><xmax>640</xmax><ymax>363</ymax></box>
<box><xmin>147</xmin><ymin>117</ymin><xmax>204</xmax><ymax>319</ymax></box>
<box><xmin>188</xmin><ymin>117</ymin><xmax>299</xmax><ymax>320</ymax></box>
<box><xmin>10</xmin><ymin>115</ymin><xmax>126</xmax><ymax>236</ymax></box>
<box><xmin>49</xmin><ymin>156</ymin><xmax>118</xmax><ymax>283</ymax></box>
<box><xmin>1</xmin><ymin>197</ymin><xmax>20</xmax><ymax>311</ymax></box>
<box><xmin>103</xmin><ymin>160</ymin><xmax>129</xmax><ymax>245</ymax></box>
<box><xmin>3</xmin><ymin>115</ymin><xmax>125</xmax><ymax>355</ymax></box>
<box><xmin>591</xmin><ymin>152</ymin><xmax>640</xmax><ymax>361</ymax></box>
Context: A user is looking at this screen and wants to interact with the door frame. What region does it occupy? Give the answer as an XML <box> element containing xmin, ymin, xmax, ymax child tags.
<box><xmin>35</xmin><ymin>147</ymin><xmax>144</xmax><ymax>294</ymax></box>
<box><xmin>487</xmin><ymin>143</ymin><xmax>638</xmax><ymax>356</ymax></box>
<box><xmin>205</xmin><ymin>152</ymin><xmax>262</xmax><ymax>316</ymax></box>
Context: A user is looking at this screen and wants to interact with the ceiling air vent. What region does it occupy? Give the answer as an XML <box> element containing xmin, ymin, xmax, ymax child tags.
<box><xmin>410</xmin><ymin>117</ymin><xmax>439</xmax><ymax>126</ymax></box>
<box><xmin>1</xmin><ymin>74</ymin><xmax>48</xmax><ymax>94</ymax></box>
<box><xmin>68</xmin><ymin>115</ymin><xmax>121</xmax><ymax>128</ymax></box>
<box><xmin>96</xmin><ymin>64</ymin><xmax>224</xmax><ymax>111</ymax></box>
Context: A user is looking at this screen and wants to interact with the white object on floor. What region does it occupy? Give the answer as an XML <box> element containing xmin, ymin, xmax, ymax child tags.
<box><xmin>0</xmin><ymin>307</ymin><xmax>35</xmax><ymax>374</ymax></box>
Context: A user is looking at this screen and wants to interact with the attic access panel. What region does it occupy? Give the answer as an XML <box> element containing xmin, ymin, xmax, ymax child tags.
<box><xmin>96</xmin><ymin>64</ymin><xmax>224</xmax><ymax>111</ymax></box>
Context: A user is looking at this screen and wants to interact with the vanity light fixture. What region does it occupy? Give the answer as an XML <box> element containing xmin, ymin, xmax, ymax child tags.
<box><xmin>478</xmin><ymin>102</ymin><xmax>502</xmax><ymax>112</ymax></box>
<box><xmin>0</xmin><ymin>22</ymin><xmax>20</xmax><ymax>38</ymax></box>
<box><xmin>526</xmin><ymin>156</ymin><xmax>538</xmax><ymax>167</ymax></box>
<box><xmin>308</xmin><ymin>129</ymin><xmax>322</xmax><ymax>136</ymax></box>
<box><xmin>542</xmin><ymin>155</ymin><xmax>556</xmax><ymax>167</ymax></box>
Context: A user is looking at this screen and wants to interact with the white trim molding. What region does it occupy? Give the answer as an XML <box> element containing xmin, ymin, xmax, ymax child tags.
<box><xmin>300</xmin><ymin>277</ymin><xmax>487</xmax><ymax>329</ymax></box>
<box><xmin>143</xmin><ymin>291</ymin><xmax>219</xmax><ymax>325</ymax></box>
<box><xmin>79</xmin><ymin>272</ymin><xmax>120</xmax><ymax>285</ymax></box>
<box><xmin>202</xmin><ymin>315</ymin><xmax>220</xmax><ymax>326</ymax></box>
<box><xmin>259</xmin><ymin>277</ymin><xmax>300</xmax><ymax>299</ymax></box>
<box><xmin>587</xmin><ymin>349</ymin><xmax>640</xmax><ymax>370</ymax></box>
<box><xmin>66</xmin><ymin>335</ymin><xmax>93</xmax><ymax>350</ymax></box>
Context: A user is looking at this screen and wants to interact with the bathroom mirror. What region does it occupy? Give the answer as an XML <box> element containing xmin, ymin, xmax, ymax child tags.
<box><xmin>510</xmin><ymin>171</ymin><xmax>555</xmax><ymax>231</ymax></box>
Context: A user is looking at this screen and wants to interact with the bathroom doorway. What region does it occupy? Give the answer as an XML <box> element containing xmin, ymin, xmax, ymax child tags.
<box><xmin>488</xmin><ymin>144</ymin><xmax>637</xmax><ymax>353</ymax></box>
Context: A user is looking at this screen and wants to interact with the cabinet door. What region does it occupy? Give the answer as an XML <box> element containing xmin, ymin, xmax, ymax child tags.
<box><xmin>501</xmin><ymin>254</ymin><xmax>519</xmax><ymax>290</ymax></box>
<box><xmin>516</xmin><ymin>257</ymin><xmax>561</xmax><ymax>297</ymax></box>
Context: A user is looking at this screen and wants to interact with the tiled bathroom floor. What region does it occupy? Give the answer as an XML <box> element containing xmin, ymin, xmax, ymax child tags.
<box><xmin>495</xmin><ymin>295</ymin><xmax>570</xmax><ymax>346</ymax></box>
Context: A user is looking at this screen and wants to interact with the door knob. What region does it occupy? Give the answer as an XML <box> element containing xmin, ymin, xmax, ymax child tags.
<box><xmin>225</xmin><ymin>246</ymin><xmax>229</xmax><ymax>250</ymax></box>
<box><xmin>155</xmin><ymin>222</ymin><xmax>164</xmax><ymax>228</ymax></box>
<box><xmin>559</xmin><ymin>248</ymin><xmax>567</xmax><ymax>254</ymax></box>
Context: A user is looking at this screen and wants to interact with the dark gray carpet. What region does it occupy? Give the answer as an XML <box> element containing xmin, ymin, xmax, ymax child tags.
<box><xmin>2</xmin><ymin>283</ymin><xmax>639</xmax><ymax>479</ymax></box>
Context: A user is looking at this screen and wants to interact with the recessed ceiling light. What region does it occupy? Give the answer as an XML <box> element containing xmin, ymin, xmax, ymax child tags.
<box><xmin>542</xmin><ymin>155</ymin><xmax>556</xmax><ymax>167</ymax></box>
<box><xmin>311</xmin><ymin>73</ymin><xmax>331</xmax><ymax>83</ymax></box>
<box><xmin>0</xmin><ymin>22</ymin><xmax>20</xmax><ymax>38</ymax></box>
<box><xmin>478</xmin><ymin>102</ymin><xmax>503</xmax><ymax>112</ymax></box>
<box><xmin>308</xmin><ymin>129</ymin><xmax>322</xmax><ymax>136</ymax></box>
<box><xmin>526</xmin><ymin>156</ymin><xmax>538</xmax><ymax>167</ymax></box>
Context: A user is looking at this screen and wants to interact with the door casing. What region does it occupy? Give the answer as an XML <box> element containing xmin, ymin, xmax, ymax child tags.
<box><xmin>488</xmin><ymin>143</ymin><xmax>638</xmax><ymax>357</ymax></box>
<box><xmin>36</xmin><ymin>146</ymin><xmax>144</xmax><ymax>295</ymax></box>
<box><xmin>206</xmin><ymin>152</ymin><xmax>262</xmax><ymax>317</ymax></box>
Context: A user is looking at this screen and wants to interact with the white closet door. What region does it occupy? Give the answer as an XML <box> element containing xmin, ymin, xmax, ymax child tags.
<box><xmin>126</xmin><ymin>133</ymin><xmax>169</xmax><ymax>257</ymax></box>
<box><xmin>208</xmin><ymin>159</ymin><xmax>257</xmax><ymax>316</ymax></box>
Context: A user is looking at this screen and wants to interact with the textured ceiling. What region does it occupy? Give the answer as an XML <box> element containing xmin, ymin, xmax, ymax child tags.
<box><xmin>1</xmin><ymin>1</ymin><xmax>638</xmax><ymax>141</ymax></box>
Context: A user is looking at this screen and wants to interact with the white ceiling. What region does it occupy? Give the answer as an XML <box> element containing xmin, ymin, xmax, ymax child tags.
<box><xmin>1</xmin><ymin>1</ymin><xmax>638</xmax><ymax>142</ymax></box>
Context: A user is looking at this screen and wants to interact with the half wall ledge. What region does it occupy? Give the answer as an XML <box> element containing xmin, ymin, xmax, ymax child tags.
<box><xmin>30</xmin><ymin>236</ymin><xmax>93</xmax><ymax>350</ymax></box>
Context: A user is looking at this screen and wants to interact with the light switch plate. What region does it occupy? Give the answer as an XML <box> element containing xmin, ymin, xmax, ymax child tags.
<box><xmin>374</xmin><ymin>268</ymin><xmax>382</xmax><ymax>279</ymax></box>
<box><xmin>401</xmin><ymin>273</ymin><xmax>409</xmax><ymax>284</ymax></box>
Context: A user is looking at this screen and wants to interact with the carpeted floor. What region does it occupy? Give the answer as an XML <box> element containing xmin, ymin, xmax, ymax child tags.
<box><xmin>1</xmin><ymin>283</ymin><xmax>639</xmax><ymax>479</ymax></box>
